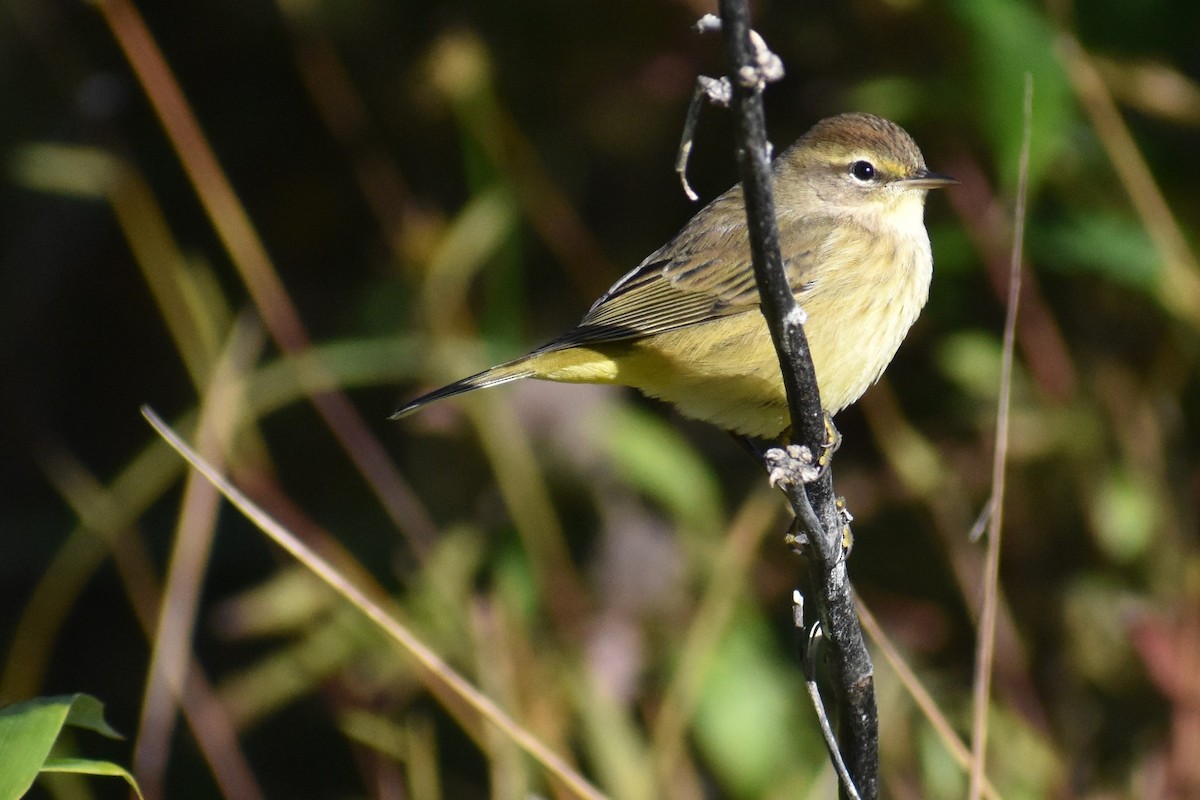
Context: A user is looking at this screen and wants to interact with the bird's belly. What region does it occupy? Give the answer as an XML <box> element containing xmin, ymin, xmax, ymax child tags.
<box><xmin>612</xmin><ymin>314</ymin><xmax>793</xmax><ymax>438</ymax></box>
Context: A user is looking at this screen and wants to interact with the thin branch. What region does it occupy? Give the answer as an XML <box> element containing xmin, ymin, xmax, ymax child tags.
<box><xmin>714</xmin><ymin>1</ymin><xmax>878</xmax><ymax>797</ymax></box>
<box><xmin>795</xmin><ymin>595</ymin><xmax>863</xmax><ymax>800</ymax></box>
<box><xmin>676</xmin><ymin>74</ymin><xmax>732</xmax><ymax>201</ymax></box>
<box><xmin>968</xmin><ymin>73</ymin><xmax>1034</xmax><ymax>800</ymax></box>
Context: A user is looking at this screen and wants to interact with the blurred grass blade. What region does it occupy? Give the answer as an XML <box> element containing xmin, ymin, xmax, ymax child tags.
<box><xmin>856</xmin><ymin>601</ymin><xmax>1003</xmax><ymax>800</ymax></box>
<box><xmin>968</xmin><ymin>72</ymin><xmax>1034</xmax><ymax>800</ymax></box>
<box><xmin>650</xmin><ymin>489</ymin><xmax>780</xmax><ymax>789</ymax></box>
<box><xmin>461</xmin><ymin>390</ymin><xmax>591</xmax><ymax>633</ymax></box>
<box><xmin>1058</xmin><ymin>33</ymin><xmax>1200</xmax><ymax>327</ymax></box>
<box><xmin>132</xmin><ymin>316</ymin><xmax>263</xmax><ymax>797</ymax></box>
<box><xmin>421</xmin><ymin>183</ymin><xmax>519</xmax><ymax>337</ymax></box>
<box><xmin>587</xmin><ymin>405</ymin><xmax>724</xmax><ymax>540</ymax></box>
<box><xmin>92</xmin><ymin>0</ymin><xmax>438</xmax><ymax>555</ymax></box>
<box><xmin>8</xmin><ymin>143</ymin><xmax>227</xmax><ymax>389</ymax></box>
<box><xmin>141</xmin><ymin>406</ymin><xmax>608</xmax><ymax>800</ymax></box>
<box><xmin>426</xmin><ymin>30</ymin><xmax>614</xmax><ymax>299</ymax></box>
<box><xmin>40</xmin><ymin>759</ymin><xmax>146</xmax><ymax>800</ymax></box>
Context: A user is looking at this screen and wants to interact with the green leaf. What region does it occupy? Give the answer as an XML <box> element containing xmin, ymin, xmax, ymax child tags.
<box><xmin>936</xmin><ymin>330</ymin><xmax>1003</xmax><ymax>402</ymax></box>
<box><xmin>692</xmin><ymin>610</ymin><xmax>819</xmax><ymax>796</ymax></box>
<box><xmin>1089</xmin><ymin>467</ymin><xmax>1158</xmax><ymax>563</ymax></box>
<box><xmin>1032</xmin><ymin>212</ymin><xmax>1161</xmax><ymax>292</ymax></box>
<box><xmin>586</xmin><ymin>404</ymin><xmax>724</xmax><ymax>538</ymax></box>
<box><xmin>951</xmin><ymin>0</ymin><xmax>1075</xmax><ymax>191</ymax></box>
<box><xmin>41</xmin><ymin>758</ymin><xmax>146</xmax><ymax>800</ymax></box>
<box><xmin>849</xmin><ymin>75</ymin><xmax>924</xmax><ymax>122</ymax></box>
<box><xmin>0</xmin><ymin>693</ymin><xmax>125</xmax><ymax>800</ymax></box>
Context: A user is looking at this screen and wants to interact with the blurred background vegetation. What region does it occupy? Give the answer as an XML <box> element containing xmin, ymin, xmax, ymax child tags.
<box><xmin>2</xmin><ymin>0</ymin><xmax>1199</xmax><ymax>797</ymax></box>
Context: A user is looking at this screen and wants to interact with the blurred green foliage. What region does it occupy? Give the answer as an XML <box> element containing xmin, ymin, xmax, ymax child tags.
<box><xmin>2</xmin><ymin>0</ymin><xmax>1200</xmax><ymax>797</ymax></box>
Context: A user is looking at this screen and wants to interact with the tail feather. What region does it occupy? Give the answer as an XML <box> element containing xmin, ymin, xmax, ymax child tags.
<box><xmin>390</xmin><ymin>359</ymin><xmax>535</xmax><ymax>420</ymax></box>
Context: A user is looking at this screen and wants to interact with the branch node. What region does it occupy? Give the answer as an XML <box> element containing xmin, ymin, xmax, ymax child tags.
<box><xmin>791</xmin><ymin>589</ymin><xmax>805</xmax><ymax>631</ymax></box>
<box><xmin>693</xmin><ymin>13</ymin><xmax>722</xmax><ymax>33</ymax></box>
<box><xmin>784</xmin><ymin>304</ymin><xmax>809</xmax><ymax>328</ymax></box>
<box><xmin>766</xmin><ymin>444</ymin><xmax>821</xmax><ymax>488</ymax></box>
<box><xmin>748</xmin><ymin>30</ymin><xmax>785</xmax><ymax>85</ymax></box>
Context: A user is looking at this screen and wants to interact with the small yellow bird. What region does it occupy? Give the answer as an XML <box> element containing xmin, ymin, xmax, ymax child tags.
<box><xmin>394</xmin><ymin>112</ymin><xmax>954</xmax><ymax>440</ymax></box>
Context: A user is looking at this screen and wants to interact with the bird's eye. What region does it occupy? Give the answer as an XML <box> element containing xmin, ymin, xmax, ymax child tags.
<box><xmin>850</xmin><ymin>160</ymin><xmax>876</xmax><ymax>182</ymax></box>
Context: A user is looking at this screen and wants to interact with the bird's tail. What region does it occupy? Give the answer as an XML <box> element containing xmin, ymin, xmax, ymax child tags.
<box><xmin>389</xmin><ymin>357</ymin><xmax>535</xmax><ymax>420</ymax></box>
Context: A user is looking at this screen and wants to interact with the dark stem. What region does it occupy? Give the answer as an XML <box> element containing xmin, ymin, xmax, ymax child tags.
<box><xmin>715</xmin><ymin>2</ymin><xmax>879</xmax><ymax>797</ymax></box>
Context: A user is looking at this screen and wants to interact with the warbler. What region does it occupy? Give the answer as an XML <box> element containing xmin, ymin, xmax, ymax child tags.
<box><xmin>393</xmin><ymin>112</ymin><xmax>954</xmax><ymax>440</ymax></box>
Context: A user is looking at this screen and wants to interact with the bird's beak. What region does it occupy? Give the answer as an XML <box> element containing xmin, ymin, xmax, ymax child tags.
<box><xmin>900</xmin><ymin>169</ymin><xmax>958</xmax><ymax>189</ymax></box>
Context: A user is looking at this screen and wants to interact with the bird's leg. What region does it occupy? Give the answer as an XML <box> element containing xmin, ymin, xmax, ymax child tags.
<box><xmin>736</xmin><ymin>417</ymin><xmax>853</xmax><ymax>555</ymax></box>
<box><xmin>732</xmin><ymin>433</ymin><xmax>772</xmax><ymax>467</ymax></box>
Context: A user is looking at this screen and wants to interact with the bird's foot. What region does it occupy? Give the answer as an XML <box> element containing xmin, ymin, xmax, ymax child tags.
<box><xmin>783</xmin><ymin>495</ymin><xmax>855</xmax><ymax>555</ymax></box>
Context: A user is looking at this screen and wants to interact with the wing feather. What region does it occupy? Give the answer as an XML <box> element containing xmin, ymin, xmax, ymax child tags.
<box><xmin>541</xmin><ymin>187</ymin><xmax>838</xmax><ymax>351</ymax></box>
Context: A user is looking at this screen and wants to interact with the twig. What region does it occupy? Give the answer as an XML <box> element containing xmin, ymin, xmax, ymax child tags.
<box><xmin>795</xmin><ymin>594</ymin><xmax>863</xmax><ymax>800</ymax></box>
<box><xmin>676</xmin><ymin>75</ymin><xmax>732</xmax><ymax>201</ymax></box>
<box><xmin>714</xmin><ymin>1</ymin><xmax>878</xmax><ymax>797</ymax></box>
<box><xmin>967</xmin><ymin>73</ymin><xmax>1034</xmax><ymax>800</ymax></box>
<box><xmin>134</xmin><ymin>318</ymin><xmax>264</xmax><ymax>800</ymax></box>
<box><xmin>676</xmin><ymin>13</ymin><xmax>781</xmax><ymax>202</ymax></box>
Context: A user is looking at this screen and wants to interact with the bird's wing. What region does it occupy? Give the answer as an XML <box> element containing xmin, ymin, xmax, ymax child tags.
<box><xmin>545</xmin><ymin>192</ymin><xmax>838</xmax><ymax>348</ymax></box>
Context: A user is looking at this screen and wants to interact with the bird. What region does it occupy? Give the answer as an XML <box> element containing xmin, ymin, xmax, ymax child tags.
<box><xmin>393</xmin><ymin>112</ymin><xmax>954</xmax><ymax>441</ymax></box>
